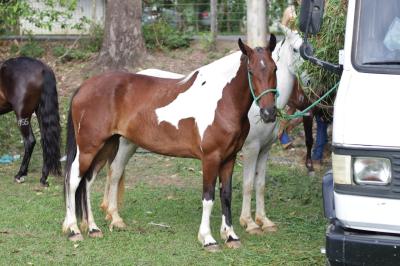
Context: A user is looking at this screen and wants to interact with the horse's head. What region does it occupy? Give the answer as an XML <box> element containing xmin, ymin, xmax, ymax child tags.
<box><xmin>239</xmin><ymin>35</ymin><xmax>278</xmax><ymax>123</ymax></box>
<box><xmin>279</xmin><ymin>24</ymin><xmax>303</xmax><ymax>75</ymax></box>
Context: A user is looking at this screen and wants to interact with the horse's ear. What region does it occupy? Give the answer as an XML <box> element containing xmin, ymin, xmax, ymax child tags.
<box><xmin>268</xmin><ymin>34</ymin><xmax>277</xmax><ymax>52</ymax></box>
<box><xmin>238</xmin><ymin>38</ymin><xmax>251</xmax><ymax>56</ymax></box>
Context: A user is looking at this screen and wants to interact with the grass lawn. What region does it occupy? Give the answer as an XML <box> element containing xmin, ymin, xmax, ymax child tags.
<box><xmin>0</xmin><ymin>138</ymin><xmax>327</xmax><ymax>265</ymax></box>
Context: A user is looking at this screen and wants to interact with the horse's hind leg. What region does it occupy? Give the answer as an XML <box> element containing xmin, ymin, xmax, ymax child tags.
<box><xmin>75</xmin><ymin>156</ymin><xmax>107</xmax><ymax>238</ymax></box>
<box><xmin>303</xmin><ymin>114</ymin><xmax>315</xmax><ymax>175</ymax></box>
<box><xmin>254</xmin><ymin>146</ymin><xmax>277</xmax><ymax>232</ymax></box>
<box><xmin>80</xmin><ymin>136</ymin><xmax>120</xmax><ymax>238</ymax></box>
<box><xmin>63</xmin><ymin>148</ymin><xmax>84</xmax><ymax>241</ymax></box>
<box><xmin>85</xmin><ymin>166</ymin><xmax>104</xmax><ymax>238</ymax></box>
<box><xmin>105</xmin><ymin>137</ymin><xmax>137</xmax><ymax>231</ymax></box>
<box><xmin>14</xmin><ymin>115</ymin><xmax>35</xmax><ymax>184</ymax></box>
<box><xmin>100</xmin><ymin>168</ymin><xmax>111</xmax><ymax>218</ymax></box>
<box><xmin>101</xmin><ymin>168</ymin><xmax>125</xmax><ymax>221</ymax></box>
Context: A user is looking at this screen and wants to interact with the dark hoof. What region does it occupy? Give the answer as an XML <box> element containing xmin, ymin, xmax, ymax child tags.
<box><xmin>68</xmin><ymin>231</ymin><xmax>84</xmax><ymax>242</ymax></box>
<box><xmin>88</xmin><ymin>229</ymin><xmax>103</xmax><ymax>238</ymax></box>
<box><xmin>14</xmin><ymin>176</ymin><xmax>26</xmax><ymax>184</ymax></box>
<box><xmin>204</xmin><ymin>243</ymin><xmax>221</xmax><ymax>252</ymax></box>
<box><xmin>225</xmin><ymin>239</ymin><xmax>241</xmax><ymax>249</ymax></box>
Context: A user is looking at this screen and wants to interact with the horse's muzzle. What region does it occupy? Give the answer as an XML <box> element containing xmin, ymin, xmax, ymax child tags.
<box><xmin>260</xmin><ymin>106</ymin><xmax>277</xmax><ymax>123</ymax></box>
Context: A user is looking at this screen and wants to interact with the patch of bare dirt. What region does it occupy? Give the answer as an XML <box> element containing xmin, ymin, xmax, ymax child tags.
<box><xmin>123</xmin><ymin>152</ymin><xmax>202</xmax><ymax>189</ymax></box>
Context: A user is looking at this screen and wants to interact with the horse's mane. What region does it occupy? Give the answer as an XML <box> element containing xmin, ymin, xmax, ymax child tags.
<box><xmin>177</xmin><ymin>71</ymin><xmax>196</xmax><ymax>85</ymax></box>
<box><xmin>178</xmin><ymin>51</ymin><xmax>242</xmax><ymax>86</ymax></box>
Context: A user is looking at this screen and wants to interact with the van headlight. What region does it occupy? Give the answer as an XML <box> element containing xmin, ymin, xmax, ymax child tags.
<box><xmin>353</xmin><ymin>157</ymin><xmax>391</xmax><ymax>185</ymax></box>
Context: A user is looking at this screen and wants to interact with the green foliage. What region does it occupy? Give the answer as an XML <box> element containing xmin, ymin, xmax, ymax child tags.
<box><xmin>51</xmin><ymin>44</ymin><xmax>88</xmax><ymax>61</ymax></box>
<box><xmin>78</xmin><ymin>23</ymin><xmax>104</xmax><ymax>53</ymax></box>
<box><xmin>7</xmin><ymin>34</ymin><xmax>45</xmax><ymax>58</ymax></box>
<box><xmin>51</xmin><ymin>24</ymin><xmax>103</xmax><ymax>62</ymax></box>
<box><xmin>143</xmin><ymin>20</ymin><xmax>191</xmax><ymax>50</ymax></box>
<box><xmin>199</xmin><ymin>32</ymin><xmax>214</xmax><ymax>50</ymax></box>
<box><xmin>300</xmin><ymin>0</ymin><xmax>347</xmax><ymax>97</ymax></box>
<box><xmin>270</xmin><ymin>0</ymin><xmax>291</xmax><ymax>26</ymax></box>
<box><xmin>0</xmin><ymin>0</ymin><xmax>88</xmax><ymax>35</ymax></box>
<box><xmin>9</xmin><ymin>43</ymin><xmax>19</xmax><ymax>55</ymax></box>
<box><xmin>19</xmin><ymin>40</ymin><xmax>45</xmax><ymax>58</ymax></box>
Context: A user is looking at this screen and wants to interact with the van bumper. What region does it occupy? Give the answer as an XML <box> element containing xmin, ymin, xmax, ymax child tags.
<box><xmin>322</xmin><ymin>171</ymin><xmax>400</xmax><ymax>265</ymax></box>
<box><xmin>326</xmin><ymin>223</ymin><xmax>400</xmax><ymax>266</ymax></box>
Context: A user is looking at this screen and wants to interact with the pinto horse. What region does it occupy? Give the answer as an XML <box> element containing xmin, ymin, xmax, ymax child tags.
<box><xmin>63</xmin><ymin>38</ymin><xmax>277</xmax><ymax>251</ymax></box>
<box><xmin>0</xmin><ymin>57</ymin><xmax>61</xmax><ymax>186</ymax></box>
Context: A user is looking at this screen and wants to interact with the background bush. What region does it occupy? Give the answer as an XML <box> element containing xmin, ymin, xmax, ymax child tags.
<box><xmin>299</xmin><ymin>0</ymin><xmax>347</xmax><ymax>101</ymax></box>
<box><xmin>143</xmin><ymin>20</ymin><xmax>191</xmax><ymax>50</ymax></box>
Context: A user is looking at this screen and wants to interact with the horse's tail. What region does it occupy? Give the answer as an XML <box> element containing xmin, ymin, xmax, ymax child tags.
<box><xmin>64</xmin><ymin>96</ymin><xmax>90</xmax><ymax>224</ymax></box>
<box><xmin>37</xmin><ymin>67</ymin><xmax>61</xmax><ymax>176</ymax></box>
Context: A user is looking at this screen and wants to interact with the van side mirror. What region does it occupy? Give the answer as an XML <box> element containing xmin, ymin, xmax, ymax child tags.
<box><xmin>299</xmin><ymin>0</ymin><xmax>325</xmax><ymax>35</ymax></box>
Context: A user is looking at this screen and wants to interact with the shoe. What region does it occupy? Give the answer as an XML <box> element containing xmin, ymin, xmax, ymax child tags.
<box><xmin>280</xmin><ymin>132</ymin><xmax>293</xmax><ymax>149</ymax></box>
<box><xmin>282</xmin><ymin>142</ymin><xmax>293</xmax><ymax>150</ymax></box>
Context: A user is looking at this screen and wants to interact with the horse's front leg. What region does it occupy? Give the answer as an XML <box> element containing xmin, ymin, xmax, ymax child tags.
<box><xmin>254</xmin><ymin>147</ymin><xmax>277</xmax><ymax>232</ymax></box>
<box><xmin>14</xmin><ymin>115</ymin><xmax>35</xmax><ymax>184</ymax></box>
<box><xmin>240</xmin><ymin>146</ymin><xmax>264</xmax><ymax>235</ymax></box>
<box><xmin>219</xmin><ymin>157</ymin><xmax>241</xmax><ymax>249</ymax></box>
<box><xmin>198</xmin><ymin>155</ymin><xmax>220</xmax><ymax>252</ymax></box>
<box><xmin>303</xmin><ymin>114</ymin><xmax>315</xmax><ymax>175</ymax></box>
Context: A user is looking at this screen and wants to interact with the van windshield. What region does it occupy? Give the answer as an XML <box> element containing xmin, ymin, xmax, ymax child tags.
<box><xmin>353</xmin><ymin>0</ymin><xmax>400</xmax><ymax>73</ymax></box>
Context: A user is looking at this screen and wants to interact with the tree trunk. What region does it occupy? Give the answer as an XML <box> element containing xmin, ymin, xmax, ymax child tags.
<box><xmin>210</xmin><ymin>0</ymin><xmax>218</xmax><ymax>50</ymax></box>
<box><xmin>97</xmin><ymin>0</ymin><xmax>145</xmax><ymax>71</ymax></box>
<box><xmin>246</xmin><ymin>0</ymin><xmax>268</xmax><ymax>48</ymax></box>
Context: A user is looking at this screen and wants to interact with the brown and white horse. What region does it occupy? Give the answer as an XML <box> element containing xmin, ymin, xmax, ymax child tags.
<box><xmin>63</xmin><ymin>38</ymin><xmax>277</xmax><ymax>251</ymax></box>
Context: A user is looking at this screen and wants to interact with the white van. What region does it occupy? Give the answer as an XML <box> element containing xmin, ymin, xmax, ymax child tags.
<box><xmin>299</xmin><ymin>0</ymin><xmax>400</xmax><ymax>265</ymax></box>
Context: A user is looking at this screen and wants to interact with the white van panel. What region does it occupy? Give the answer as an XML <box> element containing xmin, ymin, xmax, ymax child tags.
<box><xmin>335</xmin><ymin>192</ymin><xmax>400</xmax><ymax>233</ymax></box>
<box><xmin>333</xmin><ymin>71</ymin><xmax>400</xmax><ymax>148</ymax></box>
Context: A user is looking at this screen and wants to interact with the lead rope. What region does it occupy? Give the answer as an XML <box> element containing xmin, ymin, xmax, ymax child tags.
<box><xmin>278</xmin><ymin>81</ymin><xmax>339</xmax><ymax>120</ymax></box>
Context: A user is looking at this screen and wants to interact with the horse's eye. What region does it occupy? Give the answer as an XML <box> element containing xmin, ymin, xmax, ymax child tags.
<box><xmin>293</xmin><ymin>48</ymin><xmax>298</xmax><ymax>53</ymax></box>
<box><xmin>274</xmin><ymin>67</ymin><xmax>278</xmax><ymax>73</ymax></box>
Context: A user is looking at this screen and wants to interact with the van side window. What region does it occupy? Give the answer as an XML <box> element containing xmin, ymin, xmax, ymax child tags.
<box><xmin>354</xmin><ymin>0</ymin><xmax>400</xmax><ymax>67</ymax></box>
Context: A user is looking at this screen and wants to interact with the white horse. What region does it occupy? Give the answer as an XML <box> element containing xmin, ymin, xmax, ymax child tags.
<box><xmin>239</xmin><ymin>27</ymin><xmax>303</xmax><ymax>234</ymax></box>
<box><xmin>100</xmin><ymin>27</ymin><xmax>303</xmax><ymax>236</ymax></box>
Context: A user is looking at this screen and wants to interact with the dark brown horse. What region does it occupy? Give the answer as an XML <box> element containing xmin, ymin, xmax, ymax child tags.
<box><xmin>63</xmin><ymin>37</ymin><xmax>277</xmax><ymax>251</ymax></box>
<box><xmin>284</xmin><ymin>78</ymin><xmax>333</xmax><ymax>173</ymax></box>
<box><xmin>284</xmin><ymin>79</ymin><xmax>315</xmax><ymax>172</ymax></box>
<box><xmin>0</xmin><ymin>57</ymin><xmax>61</xmax><ymax>186</ymax></box>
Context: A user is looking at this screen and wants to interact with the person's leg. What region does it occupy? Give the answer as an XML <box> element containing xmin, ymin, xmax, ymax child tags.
<box><xmin>279</xmin><ymin>130</ymin><xmax>293</xmax><ymax>149</ymax></box>
<box><xmin>312</xmin><ymin>115</ymin><xmax>328</xmax><ymax>161</ymax></box>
